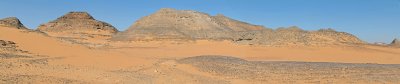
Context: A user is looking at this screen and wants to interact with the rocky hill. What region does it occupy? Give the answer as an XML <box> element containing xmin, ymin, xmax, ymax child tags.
<box><xmin>0</xmin><ymin>17</ymin><xmax>27</xmax><ymax>29</ymax></box>
<box><xmin>111</xmin><ymin>8</ymin><xmax>266</xmax><ymax>41</ymax></box>
<box><xmin>0</xmin><ymin>40</ymin><xmax>30</xmax><ymax>57</ymax></box>
<box><xmin>233</xmin><ymin>27</ymin><xmax>365</xmax><ymax>46</ymax></box>
<box><xmin>111</xmin><ymin>8</ymin><xmax>364</xmax><ymax>46</ymax></box>
<box><xmin>37</xmin><ymin>12</ymin><xmax>118</xmax><ymax>37</ymax></box>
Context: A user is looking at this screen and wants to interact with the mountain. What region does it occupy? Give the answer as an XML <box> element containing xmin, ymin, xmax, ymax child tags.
<box><xmin>37</xmin><ymin>12</ymin><xmax>118</xmax><ymax>37</ymax></box>
<box><xmin>0</xmin><ymin>17</ymin><xmax>27</xmax><ymax>29</ymax></box>
<box><xmin>111</xmin><ymin>8</ymin><xmax>364</xmax><ymax>46</ymax></box>
<box><xmin>111</xmin><ymin>8</ymin><xmax>266</xmax><ymax>41</ymax></box>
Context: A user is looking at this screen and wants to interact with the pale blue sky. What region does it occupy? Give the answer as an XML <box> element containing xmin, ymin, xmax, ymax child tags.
<box><xmin>0</xmin><ymin>0</ymin><xmax>399</xmax><ymax>43</ymax></box>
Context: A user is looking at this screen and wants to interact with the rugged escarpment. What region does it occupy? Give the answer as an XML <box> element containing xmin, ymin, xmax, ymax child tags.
<box><xmin>111</xmin><ymin>8</ymin><xmax>266</xmax><ymax>41</ymax></box>
<box><xmin>37</xmin><ymin>12</ymin><xmax>118</xmax><ymax>37</ymax></box>
<box><xmin>0</xmin><ymin>17</ymin><xmax>27</xmax><ymax>29</ymax></box>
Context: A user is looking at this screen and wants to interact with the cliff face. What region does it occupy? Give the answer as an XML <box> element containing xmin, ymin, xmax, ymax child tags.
<box><xmin>0</xmin><ymin>17</ymin><xmax>27</xmax><ymax>29</ymax></box>
<box><xmin>37</xmin><ymin>12</ymin><xmax>118</xmax><ymax>36</ymax></box>
<box><xmin>112</xmin><ymin>8</ymin><xmax>266</xmax><ymax>41</ymax></box>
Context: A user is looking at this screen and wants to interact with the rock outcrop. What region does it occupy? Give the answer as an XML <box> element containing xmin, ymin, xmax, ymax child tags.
<box><xmin>390</xmin><ymin>38</ymin><xmax>400</xmax><ymax>47</ymax></box>
<box><xmin>0</xmin><ymin>40</ymin><xmax>25</xmax><ymax>54</ymax></box>
<box><xmin>233</xmin><ymin>28</ymin><xmax>364</xmax><ymax>46</ymax></box>
<box><xmin>0</xmin><ymin>17</ymin><xmax>27</xmax><ymax>29</ymax></box>
<box><xmin>112</xmin><ymin>8</ymin><xmax>266</xmax><ymax>41</ymax></box>
<box><xmin>37</xmin><ymin>12</ymin><xmax>118</xmax><ymax>37</ymax></box>
<box><xmin>0</xmin><ymin>40</ymin><xmax>16</xmax><ymax>48</ymax></box>
<box><xmin>110</xmin><ymin>8</ymin><xmax>364</xmax><ymax>46</ymax></box>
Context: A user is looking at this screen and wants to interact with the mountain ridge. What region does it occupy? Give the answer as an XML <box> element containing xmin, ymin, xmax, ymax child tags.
<box><xmin>111</xmin><ymin>8</ymin><xmax>365</xmax><ymax>46</ymax></box>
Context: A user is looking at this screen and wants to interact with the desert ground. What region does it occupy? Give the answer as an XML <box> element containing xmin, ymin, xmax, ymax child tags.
<box><xmin>1</xmin><ymin>8</ymin><xmax>400</xmax><ymax>84</ymax></box>
<box><xmin>1</xmin><ymin>26</ymin><xmax>400</xmax><ymax>84</ymax></box>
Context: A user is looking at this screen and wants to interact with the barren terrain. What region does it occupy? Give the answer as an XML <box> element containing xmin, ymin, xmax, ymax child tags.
<box><xmin>1</xmin><ymin>8</ymin><xmax>400</xmax><ymax>84</ymax></box>
<box><xmin>1</xmin><ymin>26</ymin><xmax>400</xmax><ymax>84</ymax></box>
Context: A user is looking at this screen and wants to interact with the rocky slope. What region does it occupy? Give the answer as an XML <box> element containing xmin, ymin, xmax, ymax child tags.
<box><xmin>112</xmin><ymin>8</ymin><xmax>266</xmax><ymax>41</ymax></box>
<box><xmin>37</xmin><ymin>12</ymin><xmax>118</xmax><ymax>37</ymax></box>
<box><xmin>233</xmin><ymin>27</ymin><xmax>365</xmax><ymax>46</ymax></box>
<box><xmin>0</xmin><ymin>17</ymin><xmax>27</xmax><ymax>29</ymax></box>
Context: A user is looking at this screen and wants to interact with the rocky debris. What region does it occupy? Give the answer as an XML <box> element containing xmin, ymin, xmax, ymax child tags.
<box><xmin>111</xmin><ymin>8</ymin><xmax>364</xmax><ymax>46</ymax></box>
<box><xmin>233</xmin><ymin>28</ymin><xmax>365</xmax><ymax>46</ymax></box>
<box><xmin>373</xmin><ymin>42</ymin><xmax>387</xmax><ymax>46</ymax></box>
<box><xmin>179</xmin><ymin>55</ymin><xmax>400</xmax><ymax>83</ymax></box>
<box><xmin>37</xmin><ymin>12</ymin><xmax>118</xmax><ymax>36</ymax></box>
<box><xmin>0</xmin><ymin>17</ymin><xmax>27</xmax><ymax>29</ymax></box>
<box><xmin>111</xmin><ymin>8</ymin><xmax>266</xmax><ymax>41</ymax></box>
<box><xmin>0</xmin><ymin>40</ymin><xmax>17</xmax><ymax>48</ymax></box>
<box><xmin>390</xmin><ymin>38</ymin><xmax>400</xmax><ymax>47</ymax></box>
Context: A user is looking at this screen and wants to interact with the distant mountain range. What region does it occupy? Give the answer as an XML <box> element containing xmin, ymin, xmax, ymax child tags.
<box><xmin>3</xmin><ymin>8</ymin><xmax>397</xmax><ymax>46</ymax></box>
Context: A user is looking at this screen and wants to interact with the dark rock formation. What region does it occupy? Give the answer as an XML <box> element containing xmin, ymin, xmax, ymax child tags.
<box><xmin>390</xmin><ymin>38</ymin><xmax>400</xmax><ymax>47</ymax></box>
<box><xmin>37</xmin><ymin>12</ymin><xmax>118</xmax><ymax>36</ymax></box>
<box><xmin>0</xmin><ymin>40</ymin><xmax>16</xmax><ymax>48</ymax></box>
<box><xmin>0</xmin><ymin>17</ymin><xmax>27</xmax><ymax>29</ymax></box>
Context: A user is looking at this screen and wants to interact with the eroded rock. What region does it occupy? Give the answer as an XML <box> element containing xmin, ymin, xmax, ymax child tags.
<box><xmin>390</xmin><ymin>38</ymin><xmax>400</xmax><ymax>47</ymax></box>
<box><xmin>112</xmin><ymin>8</ymin><xmax>266</xmax><ymax>41</ymax></box>
<box><xmin>0</xmin><ymin>17</ymin><xmax>27</xmax><ymax>29</ymax></box>
<box><xmin>37</xmin><ymin>12</ymin><xmax>118</xmax><ymax>36</ymax></box>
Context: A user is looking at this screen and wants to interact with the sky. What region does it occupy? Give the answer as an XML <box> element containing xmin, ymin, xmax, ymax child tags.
<box><xmin>0</xmin><ymin>0</ymin><xmax>399</xmax><ymax>43</ymax></box>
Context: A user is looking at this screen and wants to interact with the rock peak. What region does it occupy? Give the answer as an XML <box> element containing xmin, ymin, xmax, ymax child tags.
<box><xmin>58</xmin><ymin>11</ymin><xmax>94</xmax><ymax>20</ymax></box>
<box><xmin>37</xmin><ymin>11</ymin><xmax>117</xmax><ymax>35</ymax></box>
<box><xmin>0</xmin><ymin>17</ymin><xmax>27</xmax><ymax>29</ymax></box>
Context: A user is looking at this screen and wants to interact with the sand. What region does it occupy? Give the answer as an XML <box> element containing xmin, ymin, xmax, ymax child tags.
<box><xmin>1</xmin><ymin>26</ymin><xmax>400</xmax><ymax>83</ymax></box>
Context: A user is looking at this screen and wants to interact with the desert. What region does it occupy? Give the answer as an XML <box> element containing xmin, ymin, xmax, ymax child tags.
<box><xmin>1</xmin><ymin>3</ymin><xmax>400</xmax><ymax>84</ymax></box>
